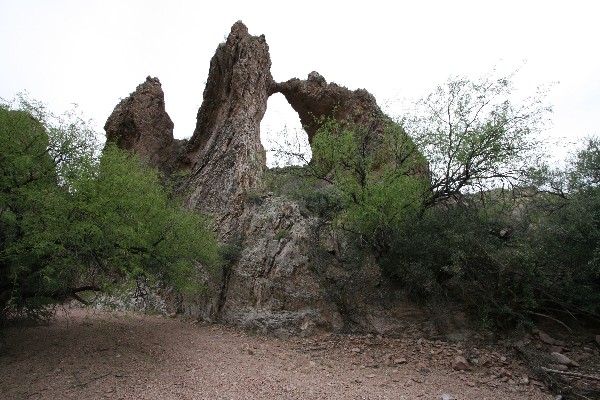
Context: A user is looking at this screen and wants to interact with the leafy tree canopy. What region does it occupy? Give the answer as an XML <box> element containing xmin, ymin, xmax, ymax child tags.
<box><xmin>0</xmin><ymin>95</ymin><xmax>219</xmax><ymax>324</ymax></box>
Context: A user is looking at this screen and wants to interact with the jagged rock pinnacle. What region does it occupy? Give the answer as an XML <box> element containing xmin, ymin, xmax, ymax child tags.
<box><xmin>104</xmin><ymin>76</ymin><xmax>187</xmax><ymax>175</ymax></box>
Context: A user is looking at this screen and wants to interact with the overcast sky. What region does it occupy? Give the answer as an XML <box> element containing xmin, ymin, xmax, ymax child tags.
<box><xmin>1</xmin><ymin>0</ymin><xmax>598</xmax><ymax>164</ymax></box>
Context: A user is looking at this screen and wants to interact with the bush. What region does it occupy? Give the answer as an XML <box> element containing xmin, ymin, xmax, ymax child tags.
<box><xmin>0</xmin><ymin>96</ymin><xmax>220</xmax><ymax>325</ymax></box>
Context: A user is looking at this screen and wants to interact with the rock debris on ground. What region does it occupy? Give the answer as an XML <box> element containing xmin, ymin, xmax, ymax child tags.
<box><xmin>0</xmin><ymin>308</ymin><xmax>561</xmax><ymax>399</ymax></box>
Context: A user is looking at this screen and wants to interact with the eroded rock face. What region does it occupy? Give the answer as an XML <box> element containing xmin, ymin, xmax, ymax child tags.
<box><xmin>184</xmin><ymin>21</ymin><xmax>272</xmax><ymax>236</ymax></box>
<box><xmin>220</xmin><ymin>196</ymin><xmax>343</xmax><ymax>337</ymax></box>
<box><xmin>104</xmin><ymin>76</ymin><xmax>188</xmax><ymax>174</ymax></box>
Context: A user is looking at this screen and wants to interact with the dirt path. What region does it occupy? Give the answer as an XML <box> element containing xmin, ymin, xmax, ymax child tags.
<box><xmin>0</xmin><ymin>308</ymin><xmax>554</xmax><ymax>399</ymax></box>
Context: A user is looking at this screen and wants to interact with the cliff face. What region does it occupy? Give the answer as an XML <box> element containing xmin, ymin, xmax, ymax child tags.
<box><xmin>105</xmin><ymin>21</ymin><xmax>433</xmax><ymax>337</ymax></box>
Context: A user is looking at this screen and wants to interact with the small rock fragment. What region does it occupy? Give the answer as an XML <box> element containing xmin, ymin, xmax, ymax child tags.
<box><xmin>441</xmin><ymin>394</ymin><xmax>455</xmax><ymax>400</ymax></box>
<box><xmin>538</xmin><ymin>331</ymin><xmax>556</xmax><ymax>345</ymax></box>
<box><xmin>530</xmin><ymin>379</ymin><xmax>544</xmax><ymax>387</ymax></box>
<box><xmin>452</xmin><ymin>356</ymin><xmax>469</xmax><ymax>371</ymax></box>
<box><xmin>550</xmin><ymin>352</ymin><xmax>579</xmax><ymax>367</ymax></box>
<box><xmin>595</xmin><ymin>335</ymin><xmax>600</xmax><ymax>346</ymax></box>
<box><xmin>241</xmin><ymin>343</ymin><xmax>254</xmax><ymax>355</ymax></box>
<box><xmin>498</xmin><ymin>368</ymin><xmax>512</xmax><ymax>378</ymax></box>
<box><xmin>394</xmin><ymin>358</ymin><xmax>407</xmax><ymax>365</ymax></box>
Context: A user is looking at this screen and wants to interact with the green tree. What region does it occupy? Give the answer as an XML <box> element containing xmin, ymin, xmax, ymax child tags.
<box><xmin>529</xmin><ymin>137</ymin><xmax>600</xmax><ymax>318</ymax></box>
<box><xmin>406</xmin><ymin>72</ymin><xmax>552</xmax><ymax>208</ymax></box>
<box><xmin>302</xmin><ymin>117</ymin><xmax>428</xmax><ymax>247</ymax></box>
<box><xmin>0</xmin><ymin>96</ymin><xmax>219</xmax><ymax>324</ymax></box>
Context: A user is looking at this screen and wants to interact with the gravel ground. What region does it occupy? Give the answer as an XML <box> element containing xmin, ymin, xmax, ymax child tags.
<box><xmin>0</xmin><ymin>308</ymin><xmax>555</xmax><ymax>399</ymax></box>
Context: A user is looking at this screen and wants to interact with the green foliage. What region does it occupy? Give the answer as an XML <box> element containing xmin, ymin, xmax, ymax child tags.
<box><xmin>264</xmin><ymin>166</ymin><xmax>343</xmax><ymax>219</ymax></box>
<box><xmin>219</xmin><ymin>237</ymin><xmax>244</xmax><ymax>267</ymax></box>
<box><xmin>377</xmin><ymin>136</ymin><xmax>600</xmax><ymax>328</ymax></box>
<box><xmin>296</xmin><ymin>72</ymin><xmax>598</xmax><ymax>329</ymax></box>
<box><xmin>0</xmin><ymin>96</ymin><xmax>219</xmax><ymax>324</ymax></box>
<box><xmin>406</xmin><ymin>72</ymin><xmax>551</xmax><ymax>207</ymax></box>
<box><xmin>377</xmin><ymin>196</ymin><xmax>543</xmax><ymax>327</ymax></box>
<box><xmin>530</xmin><ymin>138</ymin><xmax>600</xmax><ymax>315</ymax></box>
<box><xmin>303</xmin><ymin>187</ymin><xmax>344</xmax><ymax>219</ymax></box>
<box><xmin>570</xmin><ymin>137</ymin><xmax>600</xmax><ymax>189</ymax></box>
<box><xmin>309</xmin><ymin>117</ymin><xmax>428</xmax><ymax>244</ymax></box>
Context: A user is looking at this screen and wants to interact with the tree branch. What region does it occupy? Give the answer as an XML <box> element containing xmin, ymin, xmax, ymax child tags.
<box><xmin>541</xmin><ymin>367</ymin><xmax>600</xmax><ymax>382</ymax></box>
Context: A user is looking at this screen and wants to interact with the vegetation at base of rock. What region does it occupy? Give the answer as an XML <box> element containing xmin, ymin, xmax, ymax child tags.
<box><xmin>0</xmin><ymin>96</ymin><xmax>220</xmax><ymax>325</ymax></box>
<box><xmin>272</xmin><ymin>72</ymin><xmax>599</xmax><ymax>329</ymax></box>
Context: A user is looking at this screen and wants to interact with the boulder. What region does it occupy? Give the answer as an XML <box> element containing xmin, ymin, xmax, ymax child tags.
<box><xmin>538</xmin><ymin>331</ymin><xmax>556</xmax><ymax>345</ymax></box>
<box><xmin>452</xmin><ymin>355</ymin><xmax>469</xmax><ymax>371</ymax></box>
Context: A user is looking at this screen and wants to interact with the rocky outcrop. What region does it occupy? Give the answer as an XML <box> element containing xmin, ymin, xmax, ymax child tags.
<box><xmin>187</xmin><ymin>193</ymin><xmax>431</xmax><ymax>338</ymax></box>
<box><xmin>212</xmin><ymin>196</ymin><xmax>344</xmax><ymax>337</ymax></box>
<box><xmin>104</xmin><ymin>76</ymin><xmax>188</xmax><ymax>175</ymax></box>
<box><xmin>272</xmin><ymin>72</ymin><xmax>389</xmax><ymax>144</ymax></box>
<box><xmin>105</xmin><ymin>21</ymin><xmax>436</xmax><ymax>338</ymax></box>
<box><xmin>184</xmin><ymin>21</ymin><xmax>272</xmax><ymax>236</ymax></box>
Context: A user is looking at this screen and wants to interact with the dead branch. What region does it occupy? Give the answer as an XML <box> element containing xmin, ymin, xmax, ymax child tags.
<box><xmin>527</xmin><ymin>311</ymin><xmax>573</xmax><ymax>333</ymax></box>
<box><xmin>70</xmin><ymin>285</ymin><xmax>101</xmax><ymax>305</ymax></box>
<box><xmin>541</xmin><ymin>367</ymin><xmax>600</xmax><ymax>382</ymax></box>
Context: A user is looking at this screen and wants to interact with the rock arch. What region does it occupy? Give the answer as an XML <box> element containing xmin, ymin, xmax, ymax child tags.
<box><xmin>104</xmin><ymin>21</ymin><xmax>429</xmax><ymax>336</ymax></box>
<box><xmin>105</xmin><ymin>21</ymin><xmax>392</xmax><ymax>219</ymax></box>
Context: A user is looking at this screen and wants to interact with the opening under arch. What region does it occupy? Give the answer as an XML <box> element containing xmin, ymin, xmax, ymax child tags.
<box><xmin>260</xmin><ymin>93</ymin><xmax>312</xmax><ymax>168</ymax></box>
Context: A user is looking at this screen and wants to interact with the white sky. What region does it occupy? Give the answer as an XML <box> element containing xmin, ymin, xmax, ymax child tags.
<box><xmin>1</xmin><ymin>0</ymin><xmax>599</xmax><ymax>165</ymax></box>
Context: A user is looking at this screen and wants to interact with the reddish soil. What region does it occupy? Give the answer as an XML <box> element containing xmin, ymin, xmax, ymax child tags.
<box><xmin>0</xmin><ymin>308</ymin><xmax>557</xmax><ymax>399</ymax></box>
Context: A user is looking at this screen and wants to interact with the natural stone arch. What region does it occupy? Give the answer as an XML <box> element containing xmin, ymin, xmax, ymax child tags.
<box><xmin>104</xmin><ymin>21</ymin><xmax>431</xmax><ymax>337</ymax></box>
<box><xmin>271</xmin><ymin>71</ymin><xmax>389</xmax><ymax>145</ymax></box>
<box><xmin>104</xmin><ymin>21</ymin><xmax>394</xmax><ymax>232</ymax></box>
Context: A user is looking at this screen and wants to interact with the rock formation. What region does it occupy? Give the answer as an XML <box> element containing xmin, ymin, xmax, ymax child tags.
<box><xmin>105</xmin><ymin>21</ymin><xmax>439</xmax><ymax>337</ymax></box>
<box><xmin>272</xmin><ymin>71</ymin><xmax>389</xmax><ymax>144</ymax></box>
<box><xmin>183</xmin><ymin>21</ymin><xmax>272</xmax><ymax>237</ymax></box>
<box><xmin>104</xmin><ymin>76</ymin><xmax>188</xmax><ymax>175</ymax></box>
